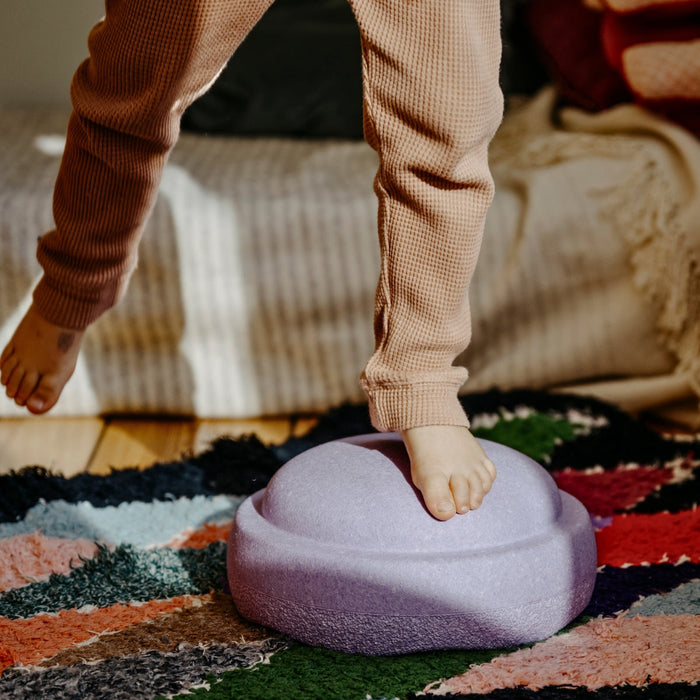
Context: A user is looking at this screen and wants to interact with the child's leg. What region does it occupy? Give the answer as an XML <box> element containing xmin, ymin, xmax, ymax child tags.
<box><xmin>349</xmin><ymin>0</ymin><xmax>503</xmax><ymax>518</ymax></box>
<box><xmin>1</xmin><ymin>0</ymin><xmax>274</xmax><ymax>413</ymax></box>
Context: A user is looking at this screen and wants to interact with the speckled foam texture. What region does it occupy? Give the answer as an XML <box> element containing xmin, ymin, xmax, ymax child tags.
<box><xmin>228</xmin><ymin>433</ymin><xmax>598</xmax><ymax>654</ymax></box>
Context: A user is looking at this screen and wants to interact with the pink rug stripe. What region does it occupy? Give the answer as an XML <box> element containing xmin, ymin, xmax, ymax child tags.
<box><xmin>435</xmin><ymin>614</ymin><xmax>700</xmax><ymax>695</ymax></box>
<box><xmin>0</xmin><ymin>533</ymin><xmax>98</xmax><ymax>592</ymax></box>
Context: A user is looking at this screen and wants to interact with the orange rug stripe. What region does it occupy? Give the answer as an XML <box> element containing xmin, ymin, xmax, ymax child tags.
<box><xmin>173</xmin><ymin>522</ymin><xmax>232</xmax><ymax>549</ymax></box>
<box><xmin>39</xmin><ymin>592</ymin><xmax>274</xmax><ymax>668</ymax></box>
<box><xmin>0</xmin><ymin>594</ymin><xmax>207</xmax><ymax>673</ymax></box>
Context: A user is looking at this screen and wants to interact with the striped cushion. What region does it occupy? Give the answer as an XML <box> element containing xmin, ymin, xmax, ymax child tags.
<box><xmin>531</xmin><ymin>0</ymin><xmax>700</xmax><ymax>134</ymax></box>
<box><xmin>595</xmin><ymin>0</ymin><xmax>700</xmax><ymax>16</ymax></box>
<box><xmin>601</xmin><ymin>5</ymin><xmax>700</xmax><ymax>133</ymax></box>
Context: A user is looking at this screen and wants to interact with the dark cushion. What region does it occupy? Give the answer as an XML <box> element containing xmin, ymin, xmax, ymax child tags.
<box><xmin>500</xmin><ymin>0</ymin><xmax>550</xmax><ymax>99</ymax></box>
<box><xmin>181</xmin><ymin>0</ymin><xmax>365</xmax><ymax>139</ymax></box>
<box><xmin>182</xmin><ymin>0</ymin><xmax>548</xmax><ymax>140</ymax></box>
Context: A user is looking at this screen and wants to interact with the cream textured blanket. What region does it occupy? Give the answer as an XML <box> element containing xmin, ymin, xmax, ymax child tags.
<box><xmin>0</xmin><ymin>88</ymin><xmax>697</xmax><ymax>419</ymax></box>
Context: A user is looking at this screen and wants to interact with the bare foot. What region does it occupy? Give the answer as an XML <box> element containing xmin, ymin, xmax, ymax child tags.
<box><xmin>0</xmin><ymin>304</ymin><xmax>83</xmax><ymax>414</ymax></box>
<box><xmin>400</xmin><ymin>425</ymin><xmax>496</xmax><ymax>521</ymax></box>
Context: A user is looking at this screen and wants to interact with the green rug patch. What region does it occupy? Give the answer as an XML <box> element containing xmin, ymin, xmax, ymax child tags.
<box><xmin>472</xmin><ymin>411</ymin><xmax>580</xmax><ymax>463</ymax></box>
<box><xmin>166</xmin><ymin>642</ymin><xmax>511</xmax><ymax>700</ymax></box>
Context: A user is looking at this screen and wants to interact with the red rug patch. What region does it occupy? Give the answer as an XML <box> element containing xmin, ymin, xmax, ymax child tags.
<box><xmin>554</xmin><ymin>465</ymin><xmax>672</xmax><ymax>516</ymax></box>
<box><xmin>596</xmin><ymin>510</ymin><xmax>700</xmax><ymax>566</ymax></box>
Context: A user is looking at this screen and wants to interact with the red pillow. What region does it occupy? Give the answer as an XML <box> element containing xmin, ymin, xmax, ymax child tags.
<box><xmin>600</xmin><ymin>3</ymin><xmax>700</xmax><ymax>134</ymax></box>
<box><xmin>529</xmin><ymin>0</ymin><xmax>700</xmax><ymax>135</ymax></box>
<box><xmin>599</xmin><ymin>0</ymin><xmax>700</xmax><ymax>19</ymax></box>
<box><xmin>526</xmin><ymin>0</ymin><xmax>631</xmax><ymax>111</ymax></box>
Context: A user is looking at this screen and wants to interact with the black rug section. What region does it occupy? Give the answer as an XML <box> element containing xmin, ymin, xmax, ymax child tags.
<box><xmin>632</xmin><ymin>465</ymin><xmax>699</xmax><ymax>514</ymax></box>
<box><xmin>0</xmin><ymin>639</ymin><xmax>287</xmax><ymax>700</ymax></box>
<box><xmin>582</xmin><ymin>562</ymin><xmax>700</xmax><ymax>619</ymax></box>
<box><xmin>271</xmin><ymin>401</ymin><xmax>376</xmax><ymax>463</ymax></box>
<box><xmin>300</xmin><ymin>389</ymin><xmax>697</xmax><ymax>470</ymax></box>
<box><xmin>0</xmin><ymin>461</ymin><xmax>214</xmax><ymax>524</ymax></box>
<box><xmin>459</xmin><ymin>389</ymin><xmax>698</xmax><ymax>472</ymax></box>
<box><xmin>192</xmin><ymin>433</ymin><xmax>283</xmax><ymax>495</ymax></box>
<box><xmin>0</xmin><ymin>434</ymin><xmax>284</xmax><ymax>524</ymax></box>
<box><xmin>1</xmin><ymin>389</ymin><xmax>696</xmax><ymax>524</ymax></box>
<box><xmin>416</xmin><ymin>683</ymin><xmax>700</xmax><ymax>699</ymax></box>
<box><xmin>272</xmin><ymin>388</ymin><xmax>699</xmax><ymax>469</ymax></box>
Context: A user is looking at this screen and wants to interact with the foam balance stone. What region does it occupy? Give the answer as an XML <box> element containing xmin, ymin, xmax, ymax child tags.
<box><xmin>227</xmin><ymin>433</ymin><xmax>597</xmax><ymax>655</ymax></box>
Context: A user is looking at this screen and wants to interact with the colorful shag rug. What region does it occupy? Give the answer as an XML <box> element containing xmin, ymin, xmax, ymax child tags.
<box><xmin>1</xmin><ymin>389</ymin><xmax>699</xmax><ymax>699</ymax></box>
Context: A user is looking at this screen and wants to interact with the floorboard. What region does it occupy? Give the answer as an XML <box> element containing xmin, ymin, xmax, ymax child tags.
<box><xmin>87</xmin><ymin>418</ymin><xmax>198</xmax><ymax>475</ymax></box>
<box><xmin>193</xmin><ymin>418</ymin><xmax>293</xmax><ymax>454</ymax></box>
<box><xmin>2</xmin><ymin>401</ymin><xmax>693</xmax><ymax>481</ymax></box>
<box><xmin>291</xmin><ymin>415</ymin><xmax>320</xmax><ymax>437</ymax></box>
<box><xmin>87</xmin><ymin>416</ymin><xmax>297</xmax><ymax>475</ymax></box>
<box><xmin>0</xmin><ymin>415</ymin><xmax>303</xmax><ymax>477</ymax></box>
<box><xmin>0</xmin><ymin>417</ymin><xmax>104</xmax><ymax>477</ymax></box>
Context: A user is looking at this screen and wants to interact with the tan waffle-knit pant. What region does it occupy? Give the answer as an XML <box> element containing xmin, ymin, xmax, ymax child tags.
<box><xmin>33</xmin><ymin>0</ymin><xmax>504</xmax><ymax>431</ymax></box>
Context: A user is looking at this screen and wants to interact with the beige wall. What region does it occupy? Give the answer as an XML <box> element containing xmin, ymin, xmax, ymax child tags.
<box><xmin>0</xmin><ymin>1</ymin><xmax>103</xmax><ymax>107</ymax></box>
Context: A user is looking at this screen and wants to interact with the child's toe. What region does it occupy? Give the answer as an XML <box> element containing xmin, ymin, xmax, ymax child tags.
<box><xmin>449</xmin><ymin>473</ymin><xmax>472</xmax><ymax>513</ymax></box>
<box><xmin>482</xmin><ymin>457</ymin><xmax>497</xmax><ymax>481</ymax></box>
<box><xmin>418</xmin><ymin>472</ymin><xmax>457</xmax><ymax>520</ymax></box>
<box><xmin>27</xmin><ymin>393</ymin><xmax>49</xmax><ymax>414</ymax></box>
<box><xmin>4</xmin><ymin>365</ymin><xmax>25</xmax><ymax>399</ymax></box>
<box><xmin>26</xmin><ymin>378</ymin><xmax>60</xmax><ymax>414</ymax></box>
<box><xmin>1</xmin><ymin>355</ymin><xmax>19</xmax><ymax>386</ymax></box>
<box><xmin>0</xmin><ymin>343</ymin><xmax>14</xmax><ymax>368</ymax></box>
<box><xmin>15</xmin><ymin>370</ymin><xmax>41</xmax><ymax>406</ymax></box>
<box><xmin>468</xmin><ymin>479</ymin><xmax>485</xmax><ymax>510</ymax></box>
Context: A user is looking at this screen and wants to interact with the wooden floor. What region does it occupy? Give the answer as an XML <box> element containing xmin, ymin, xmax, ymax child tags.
<box><xmin>0</xmin><ymin>414</ymin><xmax>320</xmax><ymax>477</ymax></box>
<box><xmin>1</xmin><ymin>403</ymin><xmax>697</xmax><ymax>478</ymax></box>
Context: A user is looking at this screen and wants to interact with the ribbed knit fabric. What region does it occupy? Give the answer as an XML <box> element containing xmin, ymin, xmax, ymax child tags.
<box><xmin>33</xmin><ymin>0</ymin><xmax>275</xmax><ymax>330</ymax></box>
<box><xmin>352</xmin><ymin>1</ymin><xmax>503</xmax><ymax>430</ymax></box>
<box><xmin>31</xmin><ymin>0</ymin><xmax>503</xmax><ymax>432</ymax></box>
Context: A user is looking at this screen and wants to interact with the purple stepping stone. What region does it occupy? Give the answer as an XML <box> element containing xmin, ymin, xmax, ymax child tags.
<box><xmin>227</xmin><ymin>433</ymin><xmax>597</xmax><ymax>655</ymax></box>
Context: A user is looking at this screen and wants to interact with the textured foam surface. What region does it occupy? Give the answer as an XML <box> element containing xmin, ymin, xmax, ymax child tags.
<box><xmin>227</xmin><ymin>433</ymin><xmax>597</xmax><ymax>655</ymax></box>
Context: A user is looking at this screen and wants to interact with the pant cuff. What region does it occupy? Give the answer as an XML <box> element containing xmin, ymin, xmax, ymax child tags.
<box><xmin>32</xmin><ymin>275</ymin><xmax>118</xmax><ymax>330</ymax></box>
<box><xmin>362</xmin><ymin>382</ymin><xmax>470</xmax><ymax>433</ymax></box>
